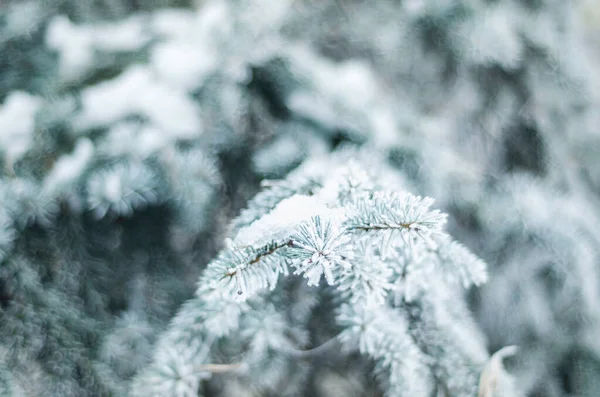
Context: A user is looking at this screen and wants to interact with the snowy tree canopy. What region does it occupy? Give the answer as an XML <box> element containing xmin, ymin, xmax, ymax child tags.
<box><xmin>1</xmin><ymin>0</ymin><xmax>600</xmax><ymax>396</ymax></box>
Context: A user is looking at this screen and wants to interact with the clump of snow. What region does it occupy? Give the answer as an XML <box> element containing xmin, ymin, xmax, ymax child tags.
<box><xmin>452</xmin><ymin>4</ymin><xmax>523</xmax><ymax>69</ymax></box>
<box><xmin>402</xmin><ymin>0</ymin><xmax>427</xmax><ymax>15</ymax></box>
<box><xmin>46</xmin><ymin>15</ymin><xmax>151</xmax><ymax>80</ymax></box>
<box><xmin>148</xmin><ymin>3</ymin><xmax>228</xmax><ymax>92</ymax></box>
<box><xmin>287</xmin><ymin>91</ymin><xmax>338</xmax><ymax>130</ymax></box>
<box><xmin>0</xmin><ymin>91</ymin><xmax>43</xmax><ymax>166</ymax></box>
<box><xmin>234</xmin><ymin>195</ymin><xmax>344</xmax><ymax>247</ymax></box>
<box><xmin>191</xmin><ymin>1</ymin><xmax>233</xmax><ymax>42</ymax></box>
<box><xmin>3</xmin><ymin>1</ymin><xmax>45</xmax><ymax>39</ymax></box>
<box><xmin>75</xmin><ymin>66</ymin><xmax>202</xmax><ymax>138</ymax></box>
<box><xmin>285</xmin><ymin>44</ymin><xmax>400</xmax><ymax>147</ymax></box>
<box><xmin>150</xmin><ymin>41</ymin><xmax>217</xmax><ymax>92</ymax></box>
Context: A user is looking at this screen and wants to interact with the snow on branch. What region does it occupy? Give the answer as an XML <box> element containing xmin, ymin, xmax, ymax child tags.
<box><xmin>210</xmin><ymin>240</ymin><xmax>292</xmax><ymax>300</ymax></box>
<box><xmin>133</xmin><ymin>157</ymin><xmax>489</xmax><ymax>397</ymax></box>
<box><xmin>344</xmin><ymin>190</ymin><xmax>448</xmax><ymax>256</ymax></box>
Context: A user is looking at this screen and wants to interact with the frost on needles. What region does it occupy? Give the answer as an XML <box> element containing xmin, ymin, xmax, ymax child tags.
<box><xmin>131</xmin><ymin>153</ymin><xmax>490</xmax><ymax>397</ymax></box>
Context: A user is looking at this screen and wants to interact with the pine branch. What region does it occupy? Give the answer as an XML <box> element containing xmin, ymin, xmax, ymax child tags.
<box><xmin>219</xmin><ymin>240</ymin><xmax>294</xmax><ymax>298</ymax></box>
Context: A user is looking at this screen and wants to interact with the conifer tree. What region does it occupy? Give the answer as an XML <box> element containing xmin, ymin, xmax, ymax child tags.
<box><xmin>0</xmin><ymin>0</ymin><xmax>599</xmax><ymax>396</ymax></box>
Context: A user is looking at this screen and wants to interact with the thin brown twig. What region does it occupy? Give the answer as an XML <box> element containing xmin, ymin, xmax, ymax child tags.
<box><xmin>194</xmin><ymin>363</ymin><xmax>245</xmax><ymax>374</ymax></box>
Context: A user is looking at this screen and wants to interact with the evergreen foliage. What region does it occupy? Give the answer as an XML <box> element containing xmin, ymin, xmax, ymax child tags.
<box><xmin>0</xmin><ymin>0</ymin><xmax>599</xmax><ymax>396</ymax></box>
<box><xmin>130</xmin><ymin>152</ymin><xmax>488</xmax><ymax>397</ymax></box>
